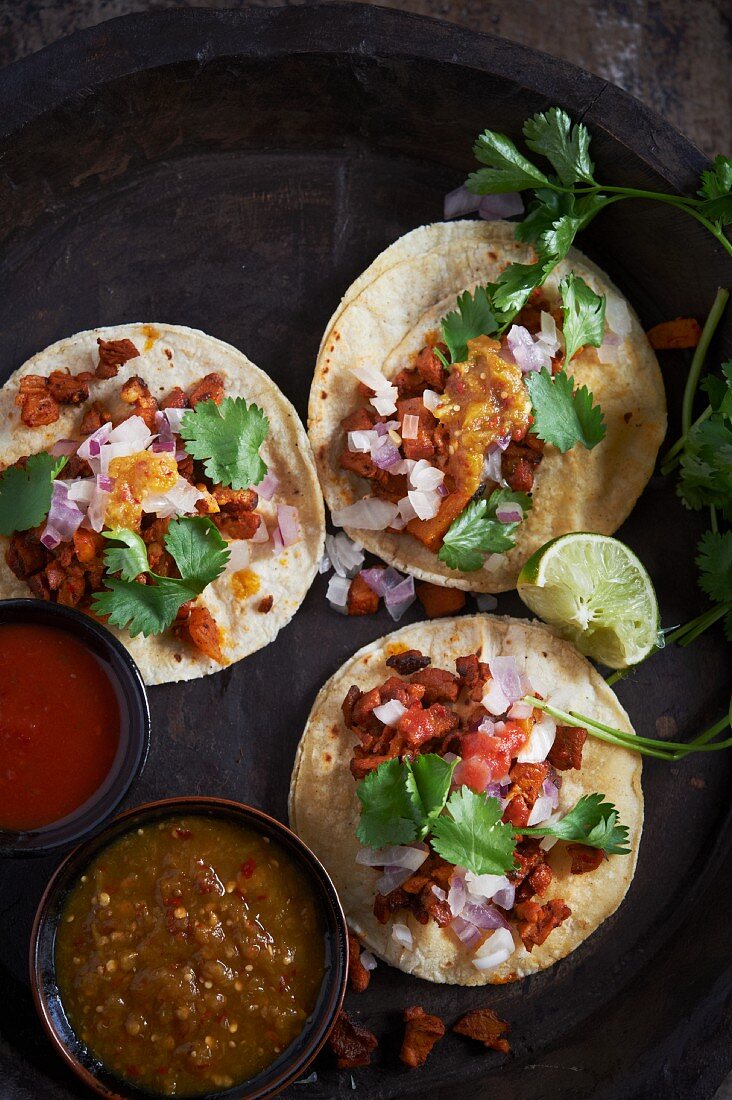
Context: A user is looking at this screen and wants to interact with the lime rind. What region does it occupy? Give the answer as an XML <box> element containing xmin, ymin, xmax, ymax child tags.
<box><xmin>517</xmin><ymin>533</ymin><xmax>660</xmax><ymax>669</ymax></box>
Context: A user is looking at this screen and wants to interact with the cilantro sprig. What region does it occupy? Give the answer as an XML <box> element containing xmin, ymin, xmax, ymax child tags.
<box><xmin>355</xmin><ymin>756</ymin><xmax>629</xmax><ymax>876</ymax></box>
<box><xmin>526</xmin><ymin>367</ymin><xmax>606</xmax><ymax>453</ymax></box>
<box><xmin>438</xmin><ymin>488</ymin><xmax>532</xmax><ymax>572</ymax></box>
<box><xmin>0</xmin><ymin>453</ymin><xmax>68</xmax><ymax>536</ymax></box>
<box><xmin>466</xmin><ymin>107</ymin><xmax>732</xmax><ymax>267</ymax></box>
<box><xmin>180</xmin><ymin>397</ymin><xmax>269</xmax><ymax>491</ymax></box>
<box><xmin>92</xmin><ymin>516</ymin><xmax>229</xmax><ymax>637</ymax></box>
<box><xmin>440</xmin><ymin>287</ymin><xmax>498</xmax><ymax>365</ymax></box>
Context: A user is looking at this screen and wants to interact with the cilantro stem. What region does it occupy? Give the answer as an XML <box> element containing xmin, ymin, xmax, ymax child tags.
<box><xmin>526</xmin><ymin>695</ymin><xmax>732</xmax><ymax>761</ymax></box>
<box><xmin>660</xmin><ymin>405</ymin><xmax>711</xmax><ymax>473</ymax></box>
<box><xmin>681</xmin><ymin>287</ymin><xmax>729</xmax><ymax>437</ymax></box>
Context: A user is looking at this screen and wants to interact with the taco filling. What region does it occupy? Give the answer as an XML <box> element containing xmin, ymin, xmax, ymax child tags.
<box><xmin>342</xmin><ymin>645</ymin><xmax>628</xmax><ymax>971</ymax></box>
<box><xmin>1</xmin><ymin>336</ymin><xmax>305</xmax><ymax>664</ymax></box>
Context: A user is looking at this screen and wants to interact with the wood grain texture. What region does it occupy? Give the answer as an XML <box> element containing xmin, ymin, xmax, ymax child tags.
<box><xmin>0</xmin><ymin>0</ymin><xmax>729</xmax><ymax>156</ymax></box>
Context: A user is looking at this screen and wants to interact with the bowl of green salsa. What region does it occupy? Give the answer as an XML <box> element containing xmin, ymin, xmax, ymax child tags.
<box><xmin>31</xmin><ymin>798</ymin><xmax>349</xmax><ymax>1099</ymax></box>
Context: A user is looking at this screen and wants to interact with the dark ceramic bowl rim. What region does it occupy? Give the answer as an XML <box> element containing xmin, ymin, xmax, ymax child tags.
<box><xmin>30</xmin><ymin>796</ymin><xmax>349</xmax><ymax>1100</ymax></box>
<box><xmin>0</xmin><ymin>599</ymin><xmax>150</xmax><ymax>857</ymax></box>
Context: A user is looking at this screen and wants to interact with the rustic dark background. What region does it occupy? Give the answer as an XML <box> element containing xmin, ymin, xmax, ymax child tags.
<box><xmin>0</xmin><ymin>0</ymin><xmax>730</xmax><ymax>156</ymax></box>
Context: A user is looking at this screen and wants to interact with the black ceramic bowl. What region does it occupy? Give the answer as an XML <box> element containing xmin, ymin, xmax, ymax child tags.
<box><xmin>30</xmin><ymin>796</ymin><xmax>349</xmax><ymax>1100</ymax></box>
<box><xmin>0</xmin><ymin>599</ymin><xmax>150</xmax><ymax>857</ymax></box>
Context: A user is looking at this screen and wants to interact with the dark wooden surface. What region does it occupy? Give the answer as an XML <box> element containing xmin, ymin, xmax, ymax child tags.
<box><xmin>0</xmin><ymin>5</ymin><xmax>730</xmax><ymax>1100</ymax></box>
<box><xmin>0</xmin><ymin>0</ymin><xmax>729</xmax><ymax>158</ymax></box>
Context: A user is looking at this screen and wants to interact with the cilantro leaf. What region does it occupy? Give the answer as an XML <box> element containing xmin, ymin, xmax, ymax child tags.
<box><xmin>180</xmin><ymin>397</ymin><xmax>269</xmax><ymax>490</ymax></box>
<box><xmin>92</xmin><ymin>576</ymin><xmax>193</xmax><ymax>638</ymax></box>
<box><xmin>92</xmin><ymin>517</ymin><xmax>229</xmax><ymax>638</ymax></box>
<box><xmin>518</xmin><ymin>793</ymin><xmax>631</xmax><ymax>855</ymax></box>
<box><xmin>697</xmin><ymin>155</ymin><xmax>732</xmax><ymax>226</ymax></box>
<box><xmin>560</xmin><ymin>273</ymin><xmax>607</xmax><ymax>363</ymax></box>
<box><xmin>438</xmin><ymin>488</ymin><xmax>531</xmax><ymax>572</ymax></box>
<box><xmin>467</xmin><ymin>129</ymin><xmax>552</xmax><ymax>194</ymax></box>
<box><xmin>430</xmin><ymin>788</ymin><xmax>517</xmax><ymax>876</ymax></box>
<box><xmin>0</xmin><ymin>453</ymin><xmax>68</xmax><ymax>536</ymax></box>
<box><xmin>406</xmin><ymin>754</ymin><xmax>457</xmax><ymax>834</ymax></box>
<box><xmin>164</xmin><ymin>515</ymin><xmax>230</xmax><ymax>593</ymax></box>
<box><xmin>441</xmin><ymin>287</ymin><xmax>499</xmax><ymax>364</ymax></box>
<box><xmin>102</xmin><ymin>528</ymin><xmax>150</xmax><ymax>581</ymax></box>
<box><xmin>490</xmin><ymin>261</ymin><xmax>545</xmax><ymax>321</ymax></box>
<box><xmin>355</xmin><ymin>758</ymin><xmax>421</xmax><ymax>848</ymax></box>
<box><xmin>678</xmin><ymin>415</ymin><xmax>732</xmax><ymax>520</ymax></box>
<box><xmin>526</xmin><ymin>367</ymin><xmax>606</xmax><ymax>452</ymax></box>
<box><xmin>696</xmin><ymin>530</ymin><xmax>732</xmax><ymax>605</ymax></box>
<box><xmin>523</xmin><ymin>108</ymin><xmax>596</xmax><ymax>187</ymax></box>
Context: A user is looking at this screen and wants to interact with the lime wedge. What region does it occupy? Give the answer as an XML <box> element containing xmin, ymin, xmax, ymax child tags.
<box><xmin>517</xmin><ymin>533</ymin><xmax>660</xmax><ymax>669</ymax></box>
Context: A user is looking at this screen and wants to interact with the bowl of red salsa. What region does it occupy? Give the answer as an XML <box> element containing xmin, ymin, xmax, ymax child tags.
<box><xmin>0</xmin><ymin>599</ymin><xmax>150</xmax><ymax>856</ymax></box>
<box><xmin>30</xmin><ymin>797</ymin><xmax>349</xmax><ymax>1100</ymax></box>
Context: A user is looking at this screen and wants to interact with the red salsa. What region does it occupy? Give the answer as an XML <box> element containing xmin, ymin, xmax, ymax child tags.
<box><xmin>0</xmin><ymin>623</ymin><xmax>120</xmax><ymax>830</ymax></box>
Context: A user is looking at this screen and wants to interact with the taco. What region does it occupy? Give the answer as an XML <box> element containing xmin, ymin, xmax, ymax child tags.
<box><xmin>289</xmin><ymin>615</ymin><xmax>642</xmax><ymax>985</ymax></box>
<box><xmin>308</xmin><ymin>220</ymin><xmax>666</xmax><ymax>592</ymax></box>
<box><xmin>0</xmin><ymin>323</ymin><xmax>324</xmax><ymax>684</ymax></box>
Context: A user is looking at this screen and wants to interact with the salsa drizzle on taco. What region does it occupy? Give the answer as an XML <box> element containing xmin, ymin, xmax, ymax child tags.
<box><xmin>344</xmin><ymin>645</ymin><xmax>628</xmax><ymax>971</ymax></box>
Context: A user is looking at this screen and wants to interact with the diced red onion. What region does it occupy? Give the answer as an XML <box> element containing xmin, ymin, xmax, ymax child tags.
<box><xmin>431</xmin><ymin>885</ymin><xmax>448</xmax><ymax>902</ymax></box>
<box><xmin>476</xmin><ymin>594</ymin><xmax>498</xmax><ymax>612</ymax></box>
<box><xmin>517</xmin><ymin>715</ymin><xmax>557</xmax><ymax>763</ymax></box>
<box><xmin>471</xmin><ymin>926</ymin><xmax>515</xmax><ymax>970</ymax></box>
<box><xmin>319</xmin><ymin>552</ymin><xmax>331</xmax><ymax>574</ymax></box>
<box><xmin>77</xmin><ymin>422</ymin><xmax>112</xmax><ymax>462</ymax></box>
<box><xmin>256</xmin><ymin>471</ymin><xmax>279</xmax><ymax>501</ymax></box>
<box><xmin>482</xmin><ymin>678</ymin><xmax>510</xmax><ymax>716</ymax></box>
<box><xmin>537</xmin><ymin>311</ymin><xmax>561</xmax><ymax>357</ymax></box>
<box><xmin>508</xmin><ymin>701</ymin><xmax>533</xmax><ymax>720</ymax></box>
<box><xmin>541</xmin><ymin>776</ymin><xmax>561</xmax><ymax>811</ymax></box>
<box><xmin>152</xmin><ymin>440</ymin><xmax>176</xmax><ymax>453</ymax></box>
<box><xmin>464</xmin><ymin>871</ymin><xmax>506</xmax><ymax>901</ymax></box>
<box><xmin>371</xmin><ymin>391</ymin><xmax>399</xmax><ymax>417</ymax></box>
<box><xmin>332</xmin><ymin>498</ymin><xmax>398</xmax><ymax>530</ymax></box>
<box><xmin>407</xmin><ymin>488</ymin><xmax>441</xmax><ymax>521</ymax></box>
<box><xmin>356</xmin><ymin>845</ymin><xmax>428</xmax><ymax>869</ymax></box>
<box><xmin>86</xmin><ymin>486</ymin><xmax>111</xmax><ymax>532</ymax></box>
<box><xmin>348</xmin><ymin>429</ymin><xmax>376</xmax><ymax>452</ymax></box>
<box><xmin>163</xmin><ymin>407</ymin><xmax>187</xmax><ymax>433</ymax></box>
<box><xmin>142</xmin><ymin>478</ymin><xmax>204</xmax><ymax>519</ymax></box>
<box><xmin>482</xmin><ymin>449</ymin><xmax>503</xmax><ymax>485</ymax></box>
<box><xmin>397</xmin><ymin>495</ymin><xmax>418</xmax><ymax>524</ymax></box>
<box><xmin>539</xmin><ymin>811</ymin><xmax>564</xmax><ymax>851</ymax></box>
<box><xmin>51</xmin><ymin>439</ymin><xmax>79</xmax><ymax>457</ymax></box>
<box><xmin>371</xmin><ymin>438</ymin><xmax>401</xmax><ymax>470</ymax></box>
<box><xmin>444</xmin><ymin>184</ymin><xmax>482</xmax><ymax>220</ymax></box>
<box><xmin>272</xmin><ymin>526</ymin><xmax>284</xmax><ymax>553</ymax></box>
<box><xmin>507</xmin><ymin>325</ymin><xmax>552</xmax><ymax>374</ymax></box>
<box><xmin>488</xmin><ymin>656</ymin><xmax>523</xmax><ymax>704</ymax></box>
<box><xmin>496</xmin><ymin>502</ymin><xmax>523</xmax><ymax>524</ymax></box>
<box><xmin>360</xmin><ymin>951</ymin><xmax>377</xmax><ymax>972</ymax></box>
<box><xmin>421</xmin><ymin>389</ymin><xmax>442</xmax><ymax>412</ymax></box>
<box><xmin>96</xmin><ymin>475</ymin><xmax>114</xmax><ymax>493</ymax></box>
<box><xmin>477</xmin><ymin>716</ymin><xmax>496</xmax><ymax>735</ymax></box>
<box><xmin>374</xmin><ymin>419</ymin><xmax>399</xmax><ymax>437</ymax></box>
<box><xmin>277</xmin><ymin>504</ymin><xmax>301</xmax><ymax>547</ymax></box>
<box><xmin>606</xmin><ymin>294</ymin><xmax>632</xmax><ymax>337</ymax></box>
<box><xmin>527</xmin><ymin>794</ymin><xmax>555</xmax><ymax>826</ymax></box>
<box><xmin>352</xmin><ymin>362</ymin><xmax>394</xmax><ymax>396</ymax></box>
<box><xmin>462</xmin><ymin>902</ymin><xmax>510</xmax><ymax>931</ymax></box>
<box><xmin>373</xmin><ymin>699</ymin><xmax>407</xmax><ymax>727</ymax></box>
<box><xmin>401</xmin><ymin>414</ymin><xmax>420</xmax><ymax>440</ymax></box>
<box><xmin>325</xmin><ymin>532</ymin><xmax>364</xmax><ymax>578</ymax></box>
<box><xmin>360</xmin><ymin>565</ymin><xmax>403</xmax><ymax>597</ymax></box>
<box><xmin>450</xmin><ymin>916</ymin><xmax>483</xmax><ymax>950</ymax></box>
<box><xmin>483</xmin><ymin>782</ymin><xmax>507</xmax><ymax>808</ymax></box>
<box><xmin>492</xmin><ymin>883</ymin><xmax>516</xmax><ymax>910</ymax></box>
<box><xmin>548</xmin><ymin>766</ymin><xmax>562</xmax><ymax>790</ymax></box>
<box><xmin>326</xmin><ymin>573</ymin><xmax>350</xmax><ymax>612</ymax></box>
<box><xmin>107</xmin><ymin>415</ymin><xmax>153</xmax><ymax>450</ymax></box>
<box><xmin>391</xmin><ymin>922</ymin><xmax>413</xmax><ymax>950</ymax></box>
<box><xmin>40</xmin><ymin>527</ymin><xmax>61</xmax><ymax>550</ymax></box>
<box><xmin>442</xmin><ymin>752</ymin><xmax>459</xmax><ymax>764</ymax></box>
<box><xmin>478</xmin><ymin>192</ymin><xmax>524</xmax><ymax>220</ymax></box>
<box><xmin>409</xmin><ymin>459</ymin><xmax>444</xmax><ymax>492</ymax></box>
<box><xmin>251</xmin><ymin>516</ymin><xmax>270</xmax><ymax>543</ymax></box>
<box><xmin>44</xmin><ymin>481</ymin><xmax>84</xmax><ymax>542</ymax></box>
<box><xmin>224</xmin><ymin>540</ymin><xmax>251</xmax><ymax>573</ymax></box>
<box><xmin>447</xmin><ymin>872</ymin><xmax>467</xmax><ymax>917</ymax></box>
<box><xmin>155</xmin><ymin>411</ymin><xmax>174</xmax><ymax>444</ymax></box>
<box><xmin>437</xmin><ymin>483</ymin><xmax>448</xmax><ymax>498</ymax></box>
<box><xmin>66</xmin><ymin>478</ymin><xmax>96</xmax><ymax>504</ymax></box>
<box><xmin>384</xmin><ymin>575</ymin><xmax>415</xmax><ymax>622</ymax></box>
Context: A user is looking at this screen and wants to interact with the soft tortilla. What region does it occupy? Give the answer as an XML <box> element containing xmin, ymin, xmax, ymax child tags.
<box><xmin>309</xmin><ymin>221</ymin><xmax>666</xmax><ymax>592</ymax></box>
<box><xmin>289</xmin><ymin>614</ymin><xmax>643</xmax><ymax>985</ymax></box>
<box><xmin>0</xmin><ymin>323</ymin><xmax>324</xmax><ymax>685</ymax></box>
